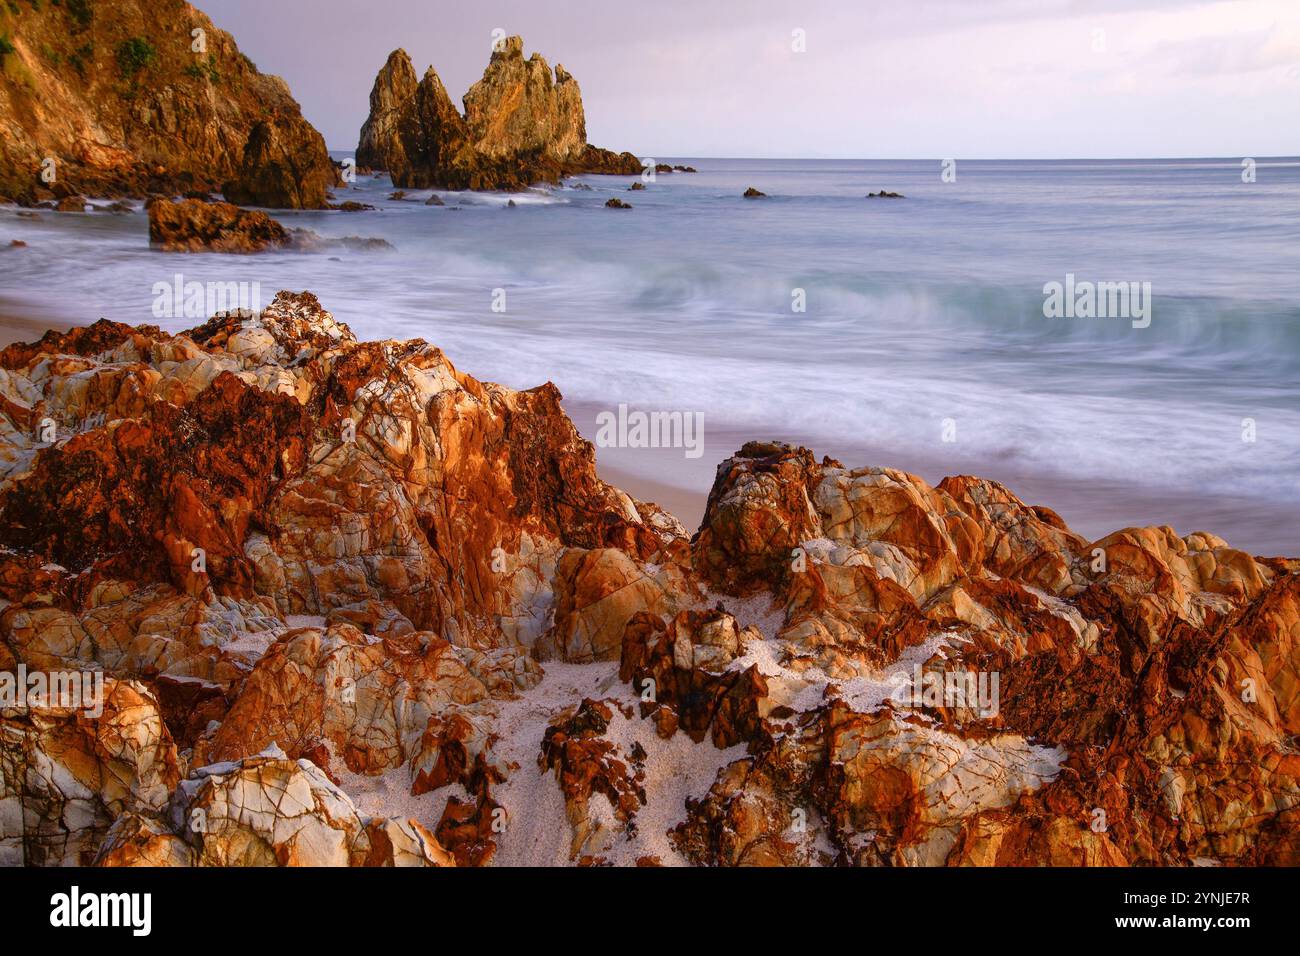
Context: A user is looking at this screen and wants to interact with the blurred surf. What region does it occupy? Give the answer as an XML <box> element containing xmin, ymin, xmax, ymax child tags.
<box><xmin>1</xmin><ymin>156</ymin><xmax>1296</xmax><ymax>551</ymax></box>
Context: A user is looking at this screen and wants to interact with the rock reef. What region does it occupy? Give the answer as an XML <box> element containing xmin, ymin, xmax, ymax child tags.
<box><xmin>356</xmin><ymin>39</ymin><xmax>642</xmax><ymax>191</ymax></box>
<box><xmin>0</xmin><ymin>294</ymin><xmax>1296</xmax><ymax>866</ymax></box>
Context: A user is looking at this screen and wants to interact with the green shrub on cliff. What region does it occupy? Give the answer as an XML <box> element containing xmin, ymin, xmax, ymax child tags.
<box><xmin>184</xmin><ymin>54</ymin><xmax>221</xmax><ymax>85</ymax></box>
<box><xmin>115</xmin><ymin>36</ymin><xmax>155</xmax><ymax>78</ymax></box>
<box><xmin>184</xmin><ymin>54</ymin><xmax>222</xmax><ymax>85</ymax></box>
<box><xmin>0</xmin><ymin>34</ymin><xmax>15</xmax><ymax>72</ymax></box>
<box><xmin>1</xmin><ymin>32</ymin><xmax>35</xmax><ymax>88</ymax></box>
<box><xmin>67</xmin><ymin>40</ymin><xmax>91</xmax><ymax>77</ymax></box>
<box><xmin>61</xmin><ymin>0</ymin><xmax>93</xmax><ymax>29</ymax></box>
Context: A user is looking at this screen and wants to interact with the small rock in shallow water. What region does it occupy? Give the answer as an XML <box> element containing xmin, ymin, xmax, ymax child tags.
<box><xmin>147</xmin><ymin>197</ymin><xmax>291</xmax><ymax>253</ymax></box>
<box><xmin>743</xmin><ymin>187</ymin><xmax>766</xmax><ymax>198</ymax></box>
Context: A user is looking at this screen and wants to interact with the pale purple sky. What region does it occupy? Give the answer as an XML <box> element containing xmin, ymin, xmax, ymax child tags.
<box><xmin>199</xmin><ymin>0</ymin><xmax>1299</xmax><ymax>157</ymax></box>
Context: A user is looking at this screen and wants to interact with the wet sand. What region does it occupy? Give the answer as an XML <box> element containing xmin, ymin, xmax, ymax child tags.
<box><xmin>0</xmin><ymin>313</ymin><xmax>72</xmax><ymax>348</ymax></box>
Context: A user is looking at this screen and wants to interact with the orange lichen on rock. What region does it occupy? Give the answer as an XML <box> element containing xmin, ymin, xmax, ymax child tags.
<box><xmin>0</xmin><ymin>294</ymin><xmax>1294</xmax><ymax>867</ymax></box>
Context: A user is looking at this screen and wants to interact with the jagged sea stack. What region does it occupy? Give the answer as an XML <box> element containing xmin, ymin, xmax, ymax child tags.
<box><xmin>356</xmin><ymin>36</ymin><xmax>641</xmax><ymax>190</ymax></box>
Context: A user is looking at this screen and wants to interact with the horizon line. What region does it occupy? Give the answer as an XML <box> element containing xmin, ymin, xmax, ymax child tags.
<box><xmin>325</xmin><ymin>149</ymin><xmax>1300</xmax><ymax>163</ymax></box>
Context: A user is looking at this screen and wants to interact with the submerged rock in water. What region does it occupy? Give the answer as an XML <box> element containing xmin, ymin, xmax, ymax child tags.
<box><xmin>743</xmin><ymin>187</ymin><xmax>766</xmax><ymax>198</ymax></box>
<box><xmin>294</xmin><ymin>233</ymin><xmax>396</xmax><ymax>252</ymax></box>
<box><xmin>0</xmin><ymin>296</ymin><xmax>1295</xmax><ymax>868</ymax></box>
<box><xmin>356</xmin><ymin>37</ymin><xmax>642</xmax><ymax>191</ymax></box>
<box><xmin>605</xmin><ymin>197</ymin><xmax>632</xmax><ymax>209</ymax></box>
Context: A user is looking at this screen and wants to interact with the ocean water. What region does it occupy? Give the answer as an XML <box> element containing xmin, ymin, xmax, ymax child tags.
<box><xmin>1</xmin><ymin>157</ymin><xmax>1297</xmax><ymax>552</ymax></box>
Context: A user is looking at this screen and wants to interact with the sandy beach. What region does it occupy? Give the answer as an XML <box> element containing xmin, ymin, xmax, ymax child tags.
<box><xmin>0</xmin><ymin>313</ymin><xmax>72</xmax><ymax>349</ymax></box>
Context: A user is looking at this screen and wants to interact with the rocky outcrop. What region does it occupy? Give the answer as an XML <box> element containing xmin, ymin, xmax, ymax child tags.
<box><xmin>1</xmin><ymin>679</ymin><xmax>180</xmax><ymax>866</ymax></box>
<box><xmin>356</xmin><ymin>51</ymin><xmax>420</xmax><ymax>174</ymax></box>
<box><xmin>0</xmin><ymin>295</ymin><xmax>1295</xmax><ymax>868</ymax></box>
<box><xmin>195</xmin><ymin>623</ymin><xmax>512</xmax><ymax>773</ymax></box>
<box><xmin>222</xmin><ymin>118</ymin><xmax>336</xmax><ymax>210</ymax></box>
<box><xmin>620</xmin><ymin>608</ymin><xmax>768</xmax><ymax>747</ymax></box>
<box><xmin>539</xmin><ymin>698</ymin><xmax>646</xmax><ymax>860</ymax></box>
<box><xmin>537</xmin><ymin>547</ymin><xmax>693</xmax><ymax>663</ymax></box>
<box><xmin>146</xmin><ymin>197</ymin><xmax>389</xmax><ymax>254</ymax></box>
<box><xmin>665</xmin><ymin>441</ymin><xmax>1297</xmax><ymax>866</ymax></box>
<box><xmin>148</xmin><ymin>197</ymin><xmax>291</xmax><ymax>252</ymax></box>
<box><xmin>356</xmin><ymin>37</ymin><xmax>641</xmax><ymax>191</ymax></box>
<box><xmin>0</xmin><ymin>0</ymin><xmax>335</xmax><ymax>207</ymax></box>
<box><xmin>95</xmin><ymin>744</ymin><xmax>454</xmax><ymax>866</ymax></box>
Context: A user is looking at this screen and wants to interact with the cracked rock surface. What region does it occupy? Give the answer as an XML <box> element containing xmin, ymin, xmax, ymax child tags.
<box><xmin>1</xmin><ymin>293</ymin><xmax>1296</xmax><ymax>866</ymax></box>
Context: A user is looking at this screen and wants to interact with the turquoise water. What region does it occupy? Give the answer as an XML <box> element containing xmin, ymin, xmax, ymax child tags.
<box><xmin>1</xmin><ymin>157</ymin><xmax>1297</xmax><ymax>551</ymax></box>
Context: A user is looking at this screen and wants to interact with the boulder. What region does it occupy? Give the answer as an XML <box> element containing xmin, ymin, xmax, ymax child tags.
<box><xmin>147</xmin><ymin>197</ymin><xmax>291</xmax><ymax>252</ymax></box>
<box><xmin>0</xmin><ymin>679</ymin><xmax>180</xmax><ymax>866</ymax></box>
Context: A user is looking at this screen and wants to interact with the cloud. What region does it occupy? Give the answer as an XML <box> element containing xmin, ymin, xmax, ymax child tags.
<box><xmin>199</xmin><ymin>0</ymin><xmax>1300</xmax><ymax>157</ymax></box>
